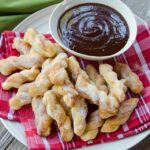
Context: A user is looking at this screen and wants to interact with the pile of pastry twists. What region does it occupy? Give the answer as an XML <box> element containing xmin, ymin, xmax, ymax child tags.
<box><xmin>0</xmin><ymin>28</ymin><xmax>144</xmax><ymax>142</ymax></box>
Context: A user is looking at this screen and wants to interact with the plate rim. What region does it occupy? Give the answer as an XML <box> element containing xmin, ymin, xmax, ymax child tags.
<box><xmin>0</xmin><ymin>3</ymin><xmax>150</xmax><ymax>150</ymax></box>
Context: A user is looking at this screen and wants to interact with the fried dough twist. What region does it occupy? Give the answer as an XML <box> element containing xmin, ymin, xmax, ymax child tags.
<box><xmin>32</xmin><ymin>97</ymin><xmax>53</xmax><ymax>136</ymax></box>
<box><xmin>24</xmin><ymin>28</ymin><xmax>63</xmax><ymax>57</ymax></box>
<box><xmin>76</xmin><ymin>71</ymin><xmax>119</xmax><ymax>119</ymax></box>
<box><xmin>2</xmin><ymin>67</ymin><xmax>39</xmax><ymax>90</ymax></box>
<box><xmin>114</xmin><ymin>62</ymin><xmax>144</xmax><ymax>94</ymax></box>
<box><xmin>81</xmin><ymin>110</ymin><xmax>104</xmax><ymax>141</ymax></box>
<box><xmin>42</xmin><ymin>90</ymin><xmax>73</xmax><ymax>142</ymax></box>
<box><xmin>52</xmin><ymin>79</ymin><xmax>78</xmax><ymax>107</ymax></box>
<box><xmin>86</xmin><ymin>64</ymin><xmax>108</xmax><ymax>93</ymax></box>
<box><xmin>9</xmin><ymin>82</ymin><xmax>34</xmax><ymax>110</ymax></box>
<box><xmin>49</xmin><ymin>53</ymin><xmax>68</xmax><ymax>85</ymax></box>
<box><xmin>0</xmin><ymin>53</ymin><xmax>44</xmax><ymax>76</ymax></box>
<box><xmin>29</xmin><ymin>59</ymin><xmax>52</xmax><ymax>97</ymax></box>
<box><xmin>99</xmin><ymin>64</ymin><xmax>127</xmax><ymax>103</ymax></box>
<box><xmin>67</xmin><ymin>56</ymin><xmax>82</xmax><ymax>81</ymax></box>
<box><xmin>13</xmin><ymin>38</ymin><xmax>31</xmax><ymax>54</ymax></box>
<box><xmin>101</xmin><ymin>98</ymin><xmax>138</xmax><ymax>133</ymax></box>
<box><xmin>71</xmin><ymin>96</ymin><xmax>88</xmax><ymax>136</ymax></box>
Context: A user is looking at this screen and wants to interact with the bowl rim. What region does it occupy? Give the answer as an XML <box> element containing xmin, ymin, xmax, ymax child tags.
<box><xmin>49</xmin><ymin>0</ymin><xmax>137</xmax><ymax>60</ymax></box>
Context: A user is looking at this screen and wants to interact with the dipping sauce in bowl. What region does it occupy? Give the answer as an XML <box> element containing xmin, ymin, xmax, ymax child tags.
<box><xmin>58</xmin><ymin>3</ymin><xmax>129</xmax><ymax>56</ymax></box>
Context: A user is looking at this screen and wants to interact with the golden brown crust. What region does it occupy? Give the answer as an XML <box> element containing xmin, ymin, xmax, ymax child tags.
<box><xmin>86</xmin><ymin>64</ymin><xmax>108</xmax><ymax>93</ymax></box>
<box><xmin>71</xmin><ymin>96</ymin><xmax>88</xmax><ymax>136</ymax></box>
<box><xmin>99</xmin><ymin>64</ymin><xmax>127</xmax><ymax>103</ymax></box>
<box><xmin>9</xmin><ymin>82</ymin><xmax>34</xmax><ymax>110</ymax></box>
<box><xmin>81</xmin><ymin>110</ymin><xmax>104</xmax><ymax>141</ymax></box>
<box><xmin>13</xmin><ymin>38</ymin><xmax>31</xmax><ymax>54</ymax></box>
<box><xmin>24</xmin><ymin>28</ymin><xmax>58</xmax><ymax>57</ymax></box>
<box><xmin>29</xmin><ymin>59</ymin><xmax>52</xmax><ymax>97</ymax></box>
<box><xmin>32</xmin><ymin>97</ymin><xmax>52</xmax><ymax>136</ymax></box>
<box><xmin>42</xmin><ymin>90</ymin><xmax>73</xmax><ymax>141</ymax></box>
<box><xmin>0</xmin><ymin>54</ymin><xmax>44</xmax><ymax>76</ymax></box>
<box><xmin>2</xmin><ymin>67</ymin><xmax>39</xmax><ymax>90</ymax></box>
<box><xmin>114</xmin><ymin>62</ymin><xmax>144</xmax><ymax>94</ymax></box>
<box><xmin>48</xmin><ymin>53</ymin><xmax>68</xmax><ymax>85</ymax></box>
<box><xmin>101</xmin><ymin>98</ymin><xmax>139</xmax><ymax>133</ymax></box>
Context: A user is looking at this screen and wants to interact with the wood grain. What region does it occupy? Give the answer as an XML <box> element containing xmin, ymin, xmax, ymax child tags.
<box><xmin>0</xmin><ymin>0</ymin><xmax>150</xmax><ymax>149</ymax></box>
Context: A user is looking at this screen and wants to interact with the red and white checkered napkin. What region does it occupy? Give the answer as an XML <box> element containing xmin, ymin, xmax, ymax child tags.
<box><xmin>0</xmin><ymin>24</ymin><xmax>150</xmax><ymax>150</ymax></box>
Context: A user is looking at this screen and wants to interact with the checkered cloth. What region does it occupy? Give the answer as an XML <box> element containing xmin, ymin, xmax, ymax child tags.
<box><xmin>0</xmin><ymin>24</ymin><xmax>150</xmax><ymax>150</ymax></box>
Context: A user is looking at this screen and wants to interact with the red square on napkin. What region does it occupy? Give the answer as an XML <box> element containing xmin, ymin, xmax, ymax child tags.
<box><xmin>0</xmin><ymin>25</ymin><xmax>150</xmax><ymax>150</ymax></box>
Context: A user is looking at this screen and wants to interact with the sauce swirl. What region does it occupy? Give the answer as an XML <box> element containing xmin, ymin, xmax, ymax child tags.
<box><xmin>58</xmin><ymin>3</ymin><xmax>129</xmax><ymax>56</ymax></box>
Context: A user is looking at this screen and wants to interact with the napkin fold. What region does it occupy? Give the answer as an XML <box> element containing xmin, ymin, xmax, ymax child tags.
<box><xmin>0</xmin><ymin>24</ymin><xmax>150</xmax><ymax>150</ymax></box>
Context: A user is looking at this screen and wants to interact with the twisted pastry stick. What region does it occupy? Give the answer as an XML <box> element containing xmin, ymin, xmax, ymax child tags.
<box><xmin>0</xmin><ymin>52</ymin><xmax>44</xmax><ymax>76</ymax></box>
<box><xmin>13</xmin><ymin>38</ymin><xmax>31</xmax><ymax>54</ymax></box>
<box><xmin>29</xmin><ymin>59</ymin><xmax>52</xmax><ymax>97</ymax></box>
<box><xmin>32</xmin><ymin>97</ymin><xmax>53</xmax><ymax>136</ymax></box>
<box><xmin>75</xmin><ymin>71</ymin><xmax>100</xmax><ymax>105</ymax></box>
<box><xmin>42</xmin><ymin>90</ymin><xmax>73</xmax><ymax>141</ymax></box>
<box><xmin>68</xmin><ymin>57</ymin><xmax>118</xmax><ymax>118</ymax></box>
<box><xmin>99</xmin><ymin>94</ymin><xmax>119</xmax><ymax>119</ymax></box>
<box><xmin>24</xmin><ymin>28</ymin><xmax>63</xmax><ymax>57</ymax></box>
<box><xmin>68</xmin><ymin>57</ymin><xmax>104</xmax><ymax>105</ymax></box>
<box><xmin>101</xmin><ymin>98</ymin><xmax>138</xmax><ymax>133</ymax></box>
<box><xmin>99</xmin><ymin>64</ymin><xmax>127</xmax><ymax>103</ymax></box>
<box><xmin>59</xmin><ymin>116</ymin><xmax>73</xmax><ymax>142</ymax></box>
<box><xmin>86</xmin><ymin>64</ymin><xmax>108</xmax><ymax>93</ymax></box>
<box><xmin>49</xmin><ymin>53</ymin><xmax>68</xmax><ymax>85</ymax></box>
<box><xmin>68</xmin><ymin>57</ymin><xmax>99</xmax><ymax>104</ymax></box>
<box><xmin>43</xmin><ymin>90</ymin><xmax>66</xmax><ymax>126</ymax></box>
<box><xmin>52</xmin><ymin>79</ymin><xmax>78</xmax><ymax>107</ymax></box>
<box><xmin>81</xmin><ymin>110</ymin><xmax>104</xmax><ymax>141</ymax></box>
<box><xmin>76</xmin><ymin>71</ymin><xmax>119</xmax><ymax>119</ymax></box>
<box><xmin>9</xmin><ymin>82</ymin><xmax>34</xmax><ymax>110</ymax></box>
<box><xmin>71</xmin><ymin>96</ymin><xmax>88</xmax><ymax>136</ymax></box>
<box><xmin>2</xmin><ymin>67</ymin><xmax>39</xmax><ymax>90</ymax></box>
<box><xmin>67</xmin><ymin>56</ymin><xmax>82</xmax><ymax>81</ymax></box>
<box><xmin>114</xmin><ymin>62</ymin><xmax>144</xmax><ymax>94</ymax></box>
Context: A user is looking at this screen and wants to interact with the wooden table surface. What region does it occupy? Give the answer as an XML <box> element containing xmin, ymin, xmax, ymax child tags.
<box><xmin>0</xmin><ymin>0</ymin><xmax>150</xmax><ymax>150</ymax></box>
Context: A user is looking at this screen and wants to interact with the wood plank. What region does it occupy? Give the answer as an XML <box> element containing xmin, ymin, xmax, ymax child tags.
<box><xmin>6</xmin><ymin>139</ymin><xmax>27</xmax><ymax>150</ymax></box>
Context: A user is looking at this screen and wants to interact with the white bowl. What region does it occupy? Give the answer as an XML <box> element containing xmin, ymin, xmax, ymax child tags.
<box><xmin>49</xmin><ymin>0</ymin><xmax>137</xmax><ymax>61</ymax></box>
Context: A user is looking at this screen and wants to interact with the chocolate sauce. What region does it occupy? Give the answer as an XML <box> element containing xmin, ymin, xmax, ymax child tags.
<box><xmin>58</xmin><ymin>3</ymin><xmax>129</xmax><ymax>56</ymax></box>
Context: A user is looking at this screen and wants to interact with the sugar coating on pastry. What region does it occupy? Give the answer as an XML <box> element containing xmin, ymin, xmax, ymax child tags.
<box><xmin>13</xmin><ymin>38</ymin><xmax>31</xmax><ymax>54</ymax></box>
<box><xmin>24</xmin><ymin>28</ymin><xmax>59</xmax><ymax>58</ymax></box>
<box><xmin>2</xmin><ymin>67</ymin><xmax>39</xmax><ymax>90</ymax></box>
<box><xmin>71</xmin><ymin>96</ymin><xmax>88</xmax><ymax>136</ymax></box>
<box><xmin>99</xmin><ymin>64</ymin><xmax>127</xmax><ymax>103</ymax></box>
<box><xmin>52</xmin><ymin>79</ymin><xmax>78</xmax><ymax>107</ymax></box>
<box><xmin>32</xmin><ymin>97</ymin><xmax>53</xmax><ymax>136</ymax></box>
<box><xmin>99</xmin><ymin>93</ymin><xmax>119</xmax><ymax>119</ymax></box>
<box><xmin>49</xmin><ymin>53</ymin><xmax>68</xmax><ymax>85</ymax></box>
<box><xmin>9</xmin><ymin>82</ymin><xmax>34</xmax><ymax>110</ymax></box>
<box><xmin>29</xmin><ymin>59</ymin><xmax>52</xmax><ymax>97</ymax></box>
<box><xmin>75</xmin><ymin>71</ymin><xmax>100</xmax><ymax>105</ymax></box>
<box><xmin>81</xmin><ymin>110</ymin><xmax>104</xmax><ymax>141</ymax></box>
<box><xmin>76</xmin><ymin>68</ymin><xmax>119</xmax><ymax>119</ymax></box>
<box><xmin>43</xmin><ymin>90</ymin><xmax>67</xmax><ymax>126</ymax></box>
<box><xmin>114</xmin><ymin>62</ymin><xmax>144</xmax><ymax>94</ymax></box>
<box><xmin>59</xmin><ymin>116</ymin><xmax>74</xmax><ymax>142</ymax></box>
<box><xmin>42</xmin><ymin>90</ymin><xmax>73</xmax><ymax>141</ymax></box>
<box><xmin>101</xmin><ymin>98</ymin><xmax>139</xmax><ymax>133</ymax></box>
<box><xmin>0</xmin><ymin>53</ymin><xmax>44</xmax><ymax>76</ymax></box>
<box><xmin>86</xmin><ymin>64</ymin><xmax>108</xmax><ymax>93</ymax></box>
<box><xmin>67</xmin><ymin>56</ymin><xmax>82</xmax><ymax>81</ymax></box>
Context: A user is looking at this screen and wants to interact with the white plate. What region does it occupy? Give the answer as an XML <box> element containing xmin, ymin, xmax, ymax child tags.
<box><xmin>0</xmin><ymin>4</ymin><xmax>150</xmax><ymax>150</ymax></box>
